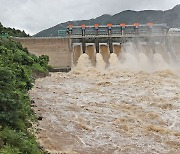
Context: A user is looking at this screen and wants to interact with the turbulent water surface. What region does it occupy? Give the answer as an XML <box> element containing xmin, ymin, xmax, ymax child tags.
<box><xmin>30</xmin><ymin>43</ymin><xmax>180</xmax><ymax>154</ymax></box>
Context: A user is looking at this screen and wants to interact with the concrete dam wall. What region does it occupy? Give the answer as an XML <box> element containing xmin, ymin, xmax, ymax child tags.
<box><xmin>14</xmin><ymin>37</ymin><xmax>71</xmax><ymax>69</ymax></box>
<box><xmin>14</xmin><ymin>36</ymin><xmax>180</xmax><ymax>70</ymax></box>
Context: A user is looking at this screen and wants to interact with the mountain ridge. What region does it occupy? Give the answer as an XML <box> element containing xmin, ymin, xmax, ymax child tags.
<box><xmin>34</xmin><ymin>5</ymin><xmax>180</xmax><ymax>37</ymax></box>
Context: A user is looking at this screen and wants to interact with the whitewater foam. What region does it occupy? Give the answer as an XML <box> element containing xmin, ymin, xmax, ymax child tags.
<box><xmin>72</xmin><ymin>42</ymin><xmax>180</xmax><ymax>76</ymax></box>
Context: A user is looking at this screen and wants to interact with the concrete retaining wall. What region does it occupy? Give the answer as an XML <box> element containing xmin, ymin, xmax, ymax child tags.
<box><xmin>14</xmin><ymin>37</ymin><xmax>71</xmax><ymax>69</ymax></box>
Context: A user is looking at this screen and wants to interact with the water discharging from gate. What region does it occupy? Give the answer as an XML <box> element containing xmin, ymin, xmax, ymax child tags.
<box><xmin>99</xmin><ymin>44</ymin><xmax>110</xmax><ymax>66</ymax></box>
<box><xmin>73</xmin><ymin>44</ymin><xmax>82</xmax><ymax>66</ymax></box>
<box><xmin>86</xmin><ymin>44</ymin><xmax>96</xmax><ymax>66</ymax></box>
<box><xmin>113</xmin><ymin>43</ymin><xmax>122</xmax><ymax>57</ymax></box>
<box><xmin>72</xmin><ymin>42</ymin><xmax>180</xmax><ymax>74</ymax></box>
<box><xmin>31</xmin><ymin>40</ymin><xmax>180</xmax><ymax>154</ymax></box>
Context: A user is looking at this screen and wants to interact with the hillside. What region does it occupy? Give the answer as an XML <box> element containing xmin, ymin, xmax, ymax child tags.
<box><xmin>0</xmin><ymin>22</ymin><xmax>30</xmax><ymax>37</ymax></box>
<box><xmin>35</xmin><ymin>5</ymin><xmax>180</xmax><ymax>37</ymax></box>
<box><xmin>0</xmin><ymin>23</ymin><xmax>48</xmax><ymax>153</ymax></box>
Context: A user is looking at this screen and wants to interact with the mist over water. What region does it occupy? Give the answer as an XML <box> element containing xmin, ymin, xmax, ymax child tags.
<box><xmin>72</xmin><ymin>42</ymin><xmax>180</xmax><ymax>75</ymax></box>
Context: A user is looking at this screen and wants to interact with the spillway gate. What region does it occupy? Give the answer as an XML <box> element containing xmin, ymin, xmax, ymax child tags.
<box><xmin>63</xmin><ymin>23</ymin><xmax>169</xmax><ymax>53</ymax></box>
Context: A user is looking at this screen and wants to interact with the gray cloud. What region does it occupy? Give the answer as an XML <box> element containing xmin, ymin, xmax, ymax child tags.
<box><xmin>0</xmin><ymin>0</ymin><xmax>179</xmax><ymax>35</ymax></box>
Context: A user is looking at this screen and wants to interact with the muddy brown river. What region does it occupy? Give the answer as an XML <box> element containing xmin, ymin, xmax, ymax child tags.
<box><xmin>30</xmin><ymin>44</ymin><xmax>180</xmax><ymax>154</ymax></box>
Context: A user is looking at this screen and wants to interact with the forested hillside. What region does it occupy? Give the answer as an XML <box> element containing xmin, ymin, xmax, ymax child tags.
<box><xmin>0</xmin><ymin>22</ymin><xmax>29</xmax><ymax>37</ymax></box>
<box><xmin>0</xmin><ymin>23</ymin><xmax>48</xmax><ymax>153</ymax></box>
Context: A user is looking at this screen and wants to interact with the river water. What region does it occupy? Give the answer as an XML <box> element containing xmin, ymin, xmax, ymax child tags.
<box><xmin>30</xmin><ymin>42</ymin><xmax>180</xmax><ymax>154</ymax></box>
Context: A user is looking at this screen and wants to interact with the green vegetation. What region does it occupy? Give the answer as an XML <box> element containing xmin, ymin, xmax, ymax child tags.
<box><xmin>0</xmin><ymin>22</ymin><xmax>29</xmax><ymax>37</ymax></box>
<box><xmin>0</xmin><ymin>23</ymin><xmax>48</xmax><ymax>153</ymax></box>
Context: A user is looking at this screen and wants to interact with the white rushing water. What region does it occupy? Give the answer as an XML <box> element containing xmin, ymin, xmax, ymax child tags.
<box><xmin>72</xmin><ymin>42</ymin><xmax>180</xmax><ymax>75</ymax></box>
<box><xmin>30</xmin><ymin>42</ymin><xmax>180</xmax><ymax>154</ymax></box>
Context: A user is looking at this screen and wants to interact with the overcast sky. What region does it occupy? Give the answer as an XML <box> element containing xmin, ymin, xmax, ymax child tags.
<box><xmin>0</xmin><ymin>0</ymin><xmax>179</xmax><ymax>35</ymax></box>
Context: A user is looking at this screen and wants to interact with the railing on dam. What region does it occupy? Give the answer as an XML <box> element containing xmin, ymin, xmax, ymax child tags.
<box><xmin>60</xmin><ymin>23</ymin><xmax>169</xmax><ymax>53</ymax></box>
<box><xmin>60</xmin><ymin>23</ymin><xmax>168</xmax><ymax>38</ymax></box>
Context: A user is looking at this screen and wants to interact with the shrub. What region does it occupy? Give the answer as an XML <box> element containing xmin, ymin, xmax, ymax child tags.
<box><xmin>0</xmin><ymin>127</ymin><xmax>43</xmax><ymax>154</ymax></box>
<box><xmin>0</xmin><ymin>33</ymin><xmax>49</xmax><ymax>153</ymax></box>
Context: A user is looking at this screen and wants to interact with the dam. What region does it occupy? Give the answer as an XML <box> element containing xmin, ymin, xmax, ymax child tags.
<box><xmin>29</xmin><ymin>37</ymin><xmax>180</xmax><ymax>153</ymax></box>
<box><xmin>27</xmin><ymin>23</ymin><xmax>180</xmax><ymax>153</ymax></box>
<box><xmin>14</xmin><ymin>23</ymin><xmax>180</xmax><ymax>70</ymax></box>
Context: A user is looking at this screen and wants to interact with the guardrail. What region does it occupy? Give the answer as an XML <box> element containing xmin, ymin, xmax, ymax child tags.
<box><xmin>58</xmin><ymin>23</ymin><xmax>169</xmax><ymax>37</ymax></box>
